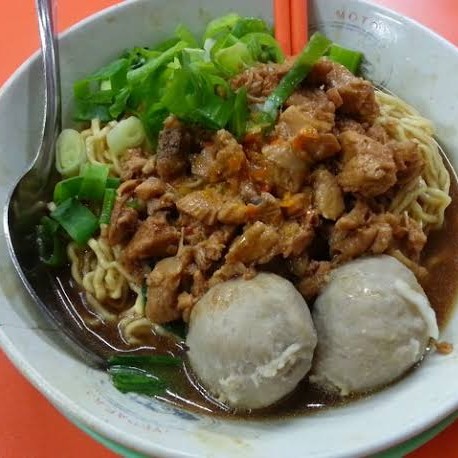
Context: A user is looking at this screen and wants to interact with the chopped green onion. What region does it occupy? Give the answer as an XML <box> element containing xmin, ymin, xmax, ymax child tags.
<box><xmin>36</xmin><ymin>216</ymin><xmax>66</xmax><ymax>267</ymax></box>
<box><xmin>99</xmin><ymin>188</ymin><xmax>117</xmax><ymax>225</ymax></box>
<box><xmin>55</xmin><ymin>129</ymin><xmax>87</xmax><ymax>177</ymax></box>
<box><xmin>231</xmin><ymin>17</ymin><xmax>271</xmax><ymax>38</ymax></box>
<box><xmin>79</xmin><ymin>163</ymin><xmax>110</xmax><ymax>201</ymax></box>
<box><xmin>51</xmin><ymin>198</ymin><xmax>99</xmax><ymax>245</ymax></box>
<box><xmin>53</xmin><ymin>175</ymin><xmax>118</xmax><ymax>205</ymax></box>
<box><xmin>328</xmin><ymin>43</ymin><xmax>363</xmax><ymax>74</ymax></box>
<box><xmin>73</xmin><ymin>58</ymin><xmax>129</xmax><ymax>122</ymax></box>
<box><xmin>108</xmin><ymin>365</ymin><xmax>167</xmax><ymax>395</ymax></box>
<box><xmin>106</xmin><ymin>177</ymin><xmax>121</xmax><ymax>189</ymax></box>
<box><xmin>175</xmin><ymin>24</ymin><xmax>198</xmax><ymax>48</ymax></box>
<box><xmin>106</xmin><ymin>116</ymin><xmax>146</xmax><ymax>156</ymax></box>
<box><xmin>229</xmin><ymin>87</ymin><xmax>248</xmax><ymax>139</ymax></box>
<box><xmin>259</xmin><ymin>32</ymin><xmax>332</xmax><ymax>125</ymax></box>
<box><xmin>213</xmin><ymin>41</ymin><xmax>254</xmax><ymax>76</ymax></box>
<box><xmin>109</xmin><ymin>86</ymin><xmax>131</xmax><ymax>119</ymax></box>
<box><xmin>107</xmin><ymin>354</ymin><xmax>182</xmax><ymax>368</ymax></box>
<box><xmin>203</xmin><ymin>13</ymin><xmax>240</xmax><ymax>40</ymax></box>
<box><xmin>53</xmin><ymin>176</ymin><xmax>83</xmax><ymax>204</ymax></box>
<box><xmin>127</xmin><ymin>40</ymin><xmax>188</xmax><ymax>84</ymax></box>
<box><xmin>240</xmin><ymin>32</ymin><xmax>284</xmax><ymax>63</ymax></box>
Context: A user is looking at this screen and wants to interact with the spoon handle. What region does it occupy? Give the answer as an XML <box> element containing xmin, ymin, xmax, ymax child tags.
<box><xmin>34</xmin><ymin>0</ymin><xmax>62</xmax><ymax>178</ymax></box>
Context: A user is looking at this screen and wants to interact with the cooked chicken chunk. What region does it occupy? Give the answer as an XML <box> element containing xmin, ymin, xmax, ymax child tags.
<box><xmin>123</xmin><ymin>217</ymin><xmax>180</xmax><ymax>263</ymax></box>
<box><xmin>312</xmin><ymin>168</ymin><xmax>345</xmax><ymax>220</ymax></box>
<box><xmin>337</xmin><ymin>130</ymin><xmax>397</xmax><ymax>197</ymax></box>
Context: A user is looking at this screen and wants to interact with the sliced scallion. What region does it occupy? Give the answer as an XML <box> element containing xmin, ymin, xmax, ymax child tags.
<box><xmin>55</xmin><ymin>129</ymin><xmax>87</xmax><ymax>177</ymax></box>
<box><xmin>108</xmin><ymin>365</ymin><xmax>167</xmax><ymax>395</ymax></box>
<box><xmin>328</xmin><ymin>43</ymin><xmax>363</xmax><ymax>74</ymax></box>
<box><xmin>99</xmin><ymin>188</ymin><xmax>117</xmax><ymax>225</ymax></box>
<box><xmin>259</xmin><ymin>32</ymin><xmax>332</xmax><ymax>126</ymax></box>
<box><xmin>79</xmin><ymin>163</ymin><xmax>109</xmax><ymax>202</ymax></box>
<box><xmin>51</xmin><ymin>198</ymin><xmax>99</xmax><ymax>245</ymax></box>
<box><xmin>53</xmin><ymin>176</ymin><xmax>83</xmax><ymax>204</ymax></box>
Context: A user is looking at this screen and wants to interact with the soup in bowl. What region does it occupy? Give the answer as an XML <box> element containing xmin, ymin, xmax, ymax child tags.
<box><xmin>1</xmin><ymin>0</ymin><xmax>458</xmax><ymax>456</ymax></box>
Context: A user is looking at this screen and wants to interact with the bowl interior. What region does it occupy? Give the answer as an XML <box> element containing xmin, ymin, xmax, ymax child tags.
<box><xmin>1</xmin><ymin>1</ymin><xmax>458</xmax><ymax>457</ymax></box>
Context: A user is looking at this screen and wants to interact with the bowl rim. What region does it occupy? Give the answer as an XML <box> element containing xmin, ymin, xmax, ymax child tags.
<box><xmin>1</xmin><ymin>0</ymin><xmax>458</xmax><ymax>456</ymax></box>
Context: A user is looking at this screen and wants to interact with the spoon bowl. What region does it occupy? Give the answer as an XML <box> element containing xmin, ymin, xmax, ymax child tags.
<box><xmin>3</xmin><ymin>0</ymin><xmax>106</xmax><ymax>366</ymax></box>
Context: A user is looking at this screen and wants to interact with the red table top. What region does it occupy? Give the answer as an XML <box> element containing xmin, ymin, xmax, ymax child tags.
<box><xmin>1</xmin><ymin>1</ymin><xmax>458</xmax><ymax>457</ymax></box>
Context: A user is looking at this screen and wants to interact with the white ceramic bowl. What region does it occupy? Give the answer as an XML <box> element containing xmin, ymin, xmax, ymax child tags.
<box><xmin>1</xmin><ymin>1</ymin><xmax>458</xmax><ymax>457</ymax></box>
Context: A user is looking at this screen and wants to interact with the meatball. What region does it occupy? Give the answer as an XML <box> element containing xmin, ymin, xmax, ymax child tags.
<box><xmin>186</xmin><ymin>273</ymin><xmax>317</xmax><ymax>410</ymax></box>
<box><xmin>310</xmin><ymin>255</ymin><xmax>439</xmax><ymax>395</ymax></box>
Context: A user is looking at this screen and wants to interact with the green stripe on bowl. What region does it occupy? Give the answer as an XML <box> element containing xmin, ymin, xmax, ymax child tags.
<box><xmin>73</xmin><ymin>411</ymin><xmax>458</xmax><ymax>458</ymax></box>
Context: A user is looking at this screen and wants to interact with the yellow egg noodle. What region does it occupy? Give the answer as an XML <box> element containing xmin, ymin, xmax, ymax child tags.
<box><xmin>375</xmin><ymin>90</ymin><xmax>451</xmax><ymax>232</ymax></box>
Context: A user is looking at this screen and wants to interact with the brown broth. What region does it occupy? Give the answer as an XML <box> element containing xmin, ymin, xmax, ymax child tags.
<box><xmin>420</xmin><ymin>176</ymin><xmax>458</xmax><ymax>327</ymax></box>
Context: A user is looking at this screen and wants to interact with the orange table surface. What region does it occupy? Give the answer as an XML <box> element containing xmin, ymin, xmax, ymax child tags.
<box><xmin>1</xmin><ymin>1</ymin><xmax>458</xmax><ymax>457</ymax></box>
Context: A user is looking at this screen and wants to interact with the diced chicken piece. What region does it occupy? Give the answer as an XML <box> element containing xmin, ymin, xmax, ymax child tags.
<box><xmin>333</xmin><ymin>199</ymin><xmax>369</xmax><ymax>231</ymax></box>
<box><xmin>284</xmin><ymin>88</ymin><xmax>336</xmax><ymax>133</ymax></box>
<box><xmin>308</xmin><ymin>59</ymin><xmax>379</xmax><ymax>123</ymax></box>
<box><xmin>292</xmin><ymin>131</ymin><xmax>341</xmax><ymax>162</ymax></box>
<box><xmin>134</xmin><ymin>177</ymin><xmax>166</xmax><ymax>201</ymax></box>
<box><xmin>177</xmin><ymin>292</ymin><xmax>195</xmax><ymax>323</ymax></box>
<box><xmin>262</xmin><ymin>139</ymin><xmax>308</xmax><ymax>193</ymax></box>
<box><xmin>280</xmin><ymin>190</ymin><xmax>313</xmax><ymax>218</ymax></box>
<box><xmin>331</xmin><ymin>224</ymin><xmax>379</xmax><ymax>260</ymax></box>
<box><xmin>193</xmin><ymin>227</ymin><xmax>236</xmax><ymax>271</ymax></box>
<box><xmin>277</xmin><ymin>91</ymin><xmax>341</xmax><ymax>163</ymax></box>
<box><xmin>389</xmin><ymin>140</ymin><xmax>424</xmax><ymax>184</ymax></box>
<box><xmin>146</xmin><ymin>248</ymin><xmax>192</xmax><ymax>324</ymax></box>
<box><xmin>366</xmin><ymin>124</ymin><xmax>389</xmax><ymax>144</ymax></box>
<box><xmin>123</xmin><ymin>217</ymin><xmax>180</xmax><ymax>263</ymax></box>
<box><xmin>176</xmin><ymin>189</ymin><xmax>223</xmax><ymax>225</ymax></box>
<box><xmin>337</xmin><ymin>130</ymin><xmax>397</xmax><ymax>197</ymax></box>
<box><xmin>334</xmin><ymin>117</ymin><xmax>366</xmax><ymax>135</ymax></box>
<box><xmin>226</xmin><ymin>221</ymin><xmax>280</xmax><ymax>265</ymax></box>
<box><xmin>107</xmin><ymin>201</ymin><xmax>138</xmax><ymax>246</ymax></box>
<box><xmin>330</xmin><ymin>200</ymin><xmax>427</xmax><ymax>263</ymax></box>
<box><xmin>120</xmin><ymin>148</ymin><xmax>148</xmax><ymax>181</ymax></box>
<box><xmin>217</xmin><ymin>199</ymin><xmax>249</xmax><ymax>225</ymax></box>
<box><xmin>156</xmin><ymin>117</ymin><xmax>190</xmax><ymax>181</ymax></box>
<box><xmin>146</xmin><ymin>191</ymin><xmax>176</xmax><ymax>215</ymax></box>
<box><xmin>278</xmin><ymin>217</ymin><xmax>316</xmax><ymax>257</ymax></box>
<box><xmin>231</xmin><ymin>60</ymin><xmax>293</xmax><ymax>102</ymax></box>
<box><xmin>239</xmin><ymin>181</ymin><xmax>260</xmax><ymax>202</ymax></box>
<box><xmin>247</xmin><ymin>192</ymin><xmax>283</xmax><ymax>225</ymax></box>
<box><xmin>312</xmin><ymin>168</ymin><xmax>345</xmax><ymax>220</ymax></box>
<box><xmin>207</xmin><ymin>262</ymin><xmax>253</xmax><ymax>290</ymax></box>
<box><xmin>191</xmin><ymin>130</ymin><xmax>246</xmax><ymax>183</ymax></box>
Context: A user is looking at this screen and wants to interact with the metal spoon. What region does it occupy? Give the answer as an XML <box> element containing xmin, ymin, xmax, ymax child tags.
<box><xmin>3</xmin><ymin>0</ymin><xmax>107</xmax><ymax>367</ymax></box>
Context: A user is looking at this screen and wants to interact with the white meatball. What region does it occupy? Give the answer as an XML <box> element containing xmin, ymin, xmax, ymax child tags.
<box><xmin>310</xmin><ymin>255</ymin><xmax>439</xmax><ymax>396</ymax></box>
<box><xmin>186</xmin><ymin>273</ymin><xmax>317</xmax><ymax>410</ymax></box>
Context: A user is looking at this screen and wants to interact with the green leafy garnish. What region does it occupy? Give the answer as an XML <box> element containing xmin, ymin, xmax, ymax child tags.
<box><xmin>255</xmin><ymin>32</ymin><xmax>332</xmax><ymax>129</ymax></box>
<box><xmin>50</xmin><ymin>198</ymin><xmax>99</xmax><ymax>245</ymax></box>
<box><xmin>72</xmin><ymin>13</ymin><xmax>284</xmax><ymax>140</ymax></box>
<box><xmin>99</xmin><ymin>188</ymin><xmax>117</xmax><ymax>225</ymax></box>
<box><xmin>106</xmin><ymin>355</ymin><xmax>182</xmax><ymax>396</ymax></box>
<box><xmin>328</xmin><ymin>43</ymin><xmax>363</xmax><ymax>74</ymax></box>
<box><xmin>108</xmin><ymin>366</ymin><xmax>167</xmax><ymax>395</ymax></box>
